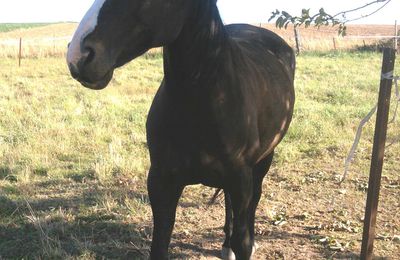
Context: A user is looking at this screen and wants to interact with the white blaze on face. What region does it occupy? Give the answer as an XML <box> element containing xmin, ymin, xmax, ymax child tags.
<box><xmin>67</xmin><ymin>0</ymin><xmax>107</xmax><ymax>66</ymax></box>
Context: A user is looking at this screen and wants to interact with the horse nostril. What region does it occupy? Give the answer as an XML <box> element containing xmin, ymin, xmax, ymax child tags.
<box><xmin>83</xmin><ymin>46</ymin><xmax>96</xmax><ymax>65</ymax></box>
<box><xmin>68</xmin><ymin>62</ymin><xmax>80</xmax><ymax>79</ymax></box>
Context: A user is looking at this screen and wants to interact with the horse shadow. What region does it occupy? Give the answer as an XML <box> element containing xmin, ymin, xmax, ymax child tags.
<box><xmin>0</xmin><ymin>175</ymin><xmax>220</xmax><ymax>259</ymax></box>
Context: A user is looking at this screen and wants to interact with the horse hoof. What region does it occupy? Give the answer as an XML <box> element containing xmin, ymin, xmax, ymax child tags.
<box><xmin>252</xmin><ymin>242</ymin><xmax>259</xmax><ymax>256</ymax></box>
<box><xmin>221</xmin><ymin>243</ymin><xmax>258</xmax><ymax>260</ymax></box>
<box><xmin>221</xmin><ymin>247</ymin><xmax>235</xmax><ymax>260</ymax></box>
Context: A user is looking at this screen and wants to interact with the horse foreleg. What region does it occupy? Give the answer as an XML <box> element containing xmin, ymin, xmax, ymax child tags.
<box><xmin>148</xmin><ymin>168</ymin><xmax>183</xmax><ymax>260</ymax></box>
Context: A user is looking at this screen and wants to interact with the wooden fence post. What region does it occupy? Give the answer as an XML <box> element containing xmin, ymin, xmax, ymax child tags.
<box><xmin>53</xmin><ymin>33</ymin><xmax>56</xmax><ymax>56</ymax></box>
<box><xmin>19</xmin><ymin>37</ymin><xmax>22</xmax><ymax>67</ymax></box>
<box><xmin>294</xmin><ymin>27</ymin><xmax>301</xmax><ymax>55</ymax></box>
<box><xmin>360</xmin><ymin>48</ymin><xmax>396</xmax><ymax>260</ymax></box>
<box><xmin>333</xmin><ymin>37</ymin><xmax>337</xmax><ymax>51</ymax></box>
<box><xmin>394</xmin><ymin>20</ymin><xmax>398</xmax><ymax>52</ymax></box>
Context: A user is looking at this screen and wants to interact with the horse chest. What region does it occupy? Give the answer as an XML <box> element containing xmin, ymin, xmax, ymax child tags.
<box><xmin>150</xmin><ymin>133</ymin><xmax>228</xmax><ymax>187</ymax></box>
<box><xmin>147</xmin><ymin>101</ymin><xmax>235</xmax><ymax>186</ymax></box>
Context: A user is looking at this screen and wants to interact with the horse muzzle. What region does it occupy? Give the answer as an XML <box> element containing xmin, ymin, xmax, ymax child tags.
<box><xmin>67</xmin><ymin>40</ymin><xmax>114</xmax><ymax>90</ymax></box>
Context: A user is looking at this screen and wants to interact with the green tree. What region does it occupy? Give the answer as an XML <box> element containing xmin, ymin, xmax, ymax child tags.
<box><xmin>269</xmin><ymin>0</ymin><xmax>392</xmax><ymax>35</ymax></box>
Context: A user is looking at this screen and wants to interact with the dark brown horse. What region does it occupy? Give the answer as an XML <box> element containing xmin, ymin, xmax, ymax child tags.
<box><xmin>67</xmin><ymin>0</ymin><xmax>295</xmax><ymax>259</ymax></box>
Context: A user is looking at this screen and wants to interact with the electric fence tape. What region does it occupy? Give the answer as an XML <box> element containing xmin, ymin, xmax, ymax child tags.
<box><xmin>340</xmin><ymin>72</ymin><xmax>399</xmax><ymax>184</ymax></box>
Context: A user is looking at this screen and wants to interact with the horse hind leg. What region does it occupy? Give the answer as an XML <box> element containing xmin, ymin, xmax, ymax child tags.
<box><xmin>222</xmin><ymin>191</ymin><xmax>235</xmax><ymax>260</ymax></box>
<box><xmin>222</xmin><ymin>191</ymin><xmax>255</xmax><ymax>260</ymax></box>
<box><xmin>247</xmin><ymin>151</ymin><xmax>274</xmax><ymax>257</ymax></box>
<box><xmin>223</xmin><ymin>165</ymin><xmax>254</xmax><ymax>260</ymax></box>
<box><xmin>221</xmin><ymin>152</ymin><xmax>273</xmax><ymax>260</ymax></box>
<box><xmin>222</xmin><ymin>192</ymin><xmax>257</xmax><ymax>260</ymax></box>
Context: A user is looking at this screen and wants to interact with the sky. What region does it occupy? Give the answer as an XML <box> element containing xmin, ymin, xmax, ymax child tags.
<box><xmin>0</xmin><ymin>0</ymin><xmax>399</xmax><ymax>25</ymax></box>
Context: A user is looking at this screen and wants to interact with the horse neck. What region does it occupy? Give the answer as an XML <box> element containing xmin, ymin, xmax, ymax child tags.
<box><xmin>163</xmin><ymin>1</ymin><xmax>228</xmax><ymax>90</ymax></box>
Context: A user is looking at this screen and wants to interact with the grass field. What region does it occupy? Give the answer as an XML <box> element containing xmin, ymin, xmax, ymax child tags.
<box><xmin>0</xmin><ymin>23</ymin><xmax>52</xmax><ymax>33</ymax></box>
<box><xmin>0</xmin><ymin>50</ymin><xmax>399</xmax><ymax>259</ymax></box>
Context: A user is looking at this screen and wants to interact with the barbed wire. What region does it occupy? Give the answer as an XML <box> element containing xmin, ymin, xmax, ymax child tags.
<box><xmin>272</xmin><ymin>26</ymin><xmax>397</xmax><ymax>36</ymax></box>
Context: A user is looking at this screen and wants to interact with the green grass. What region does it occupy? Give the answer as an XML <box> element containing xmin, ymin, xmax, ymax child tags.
<box><xmin>0</xmin><ymin>51</ymin><xmax>399</xmax><ymax>259</ymax></box>
<box><xmin>0</xmin><ymin>23</ymin><xmax>52</xmax><ymax>33</ymax></box>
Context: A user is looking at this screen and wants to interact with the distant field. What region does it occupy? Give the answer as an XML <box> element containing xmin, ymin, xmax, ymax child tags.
<box><xmin>0</xmin><ymin>23</ymin><xmax>52</xmax><ymax>33</ymax></box>
<box><xmin>262</xmin><ymin>24</ymin><xmax>396</xmax><ymax>38</ymax></box>
<box><xmin>0</xmin><ymin>23</ymin><xmax>77</xmax><ymax>39</ymax></box>
<box><xmin>0</xmin><ymin>23</ymin><xmax>77</xmax><ymax>58</ymax></box>
<box><xmin>262</xmin><ymin>24</ymin><xmax>397</xmax><ymax>52</ymax></box>
<box><xmin>0</xmin><ymin>23</ymin><xmax>396</xmax><ymax>58</ymax></box>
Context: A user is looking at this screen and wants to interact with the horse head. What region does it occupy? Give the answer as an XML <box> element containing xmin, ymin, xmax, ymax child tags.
<box><xmin>67</xmin><ymin>0</ymin><xmax>192</xmax><ymax>89</ymax></box>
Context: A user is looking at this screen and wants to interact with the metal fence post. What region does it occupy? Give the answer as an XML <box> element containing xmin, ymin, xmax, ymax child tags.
<box><xmin>360</xmin><ymin>48</ymin><xmax>396</xmax><ymax>260</ymax></box>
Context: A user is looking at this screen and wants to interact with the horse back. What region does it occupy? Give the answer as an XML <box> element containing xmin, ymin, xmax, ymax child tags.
<box><xmin>226</xmin><ymin>24</ymin><xmax>295</xmax><ymax>81</ymax></box>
